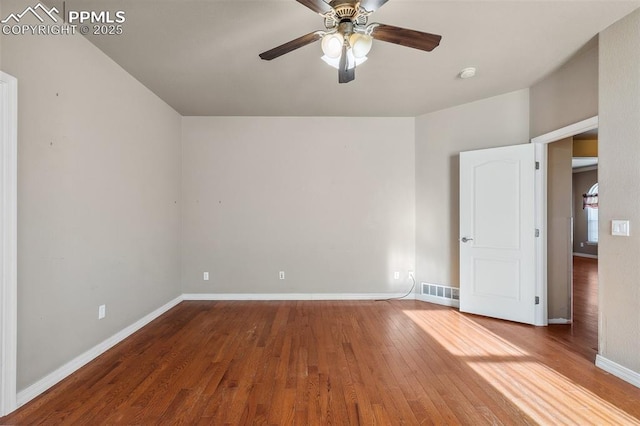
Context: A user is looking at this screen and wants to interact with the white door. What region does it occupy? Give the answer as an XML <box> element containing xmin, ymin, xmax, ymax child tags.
<box><xmin>459</xmin><ymin>144</ymin><xmax>536</xmax><ymax>325</ymax></box>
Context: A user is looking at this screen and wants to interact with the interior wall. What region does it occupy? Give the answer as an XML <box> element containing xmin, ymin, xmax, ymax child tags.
<box><xmin>573</xmin><ymin>139</ymin><xmax>598</xmax><ymax>157</ymax></box>
<box><xmin>573</xmin><ymin>169</ymin><xmax>599</xmax><ymax>256</ymax></box>
<box><xmin>1</xmin><ymin>0</ymin><xmax>182</xmax><ymax>390</ymax></box>
<box><xmin>414</xmin><ymin>89</ymin><xmax>530</xmax><ymax>288</ymax></box>
<box><xmin>598</xmin><ymin>8</ymin><xmax>640</xmax><ymax>375</ymax></box>
<box><xmin>181</xmin><ymin>117</ymin><xmax>415</xmax><ymax>294</ymax></box>
<box><xmin>530</xmin><ymin>42</ymin><xmax>598</xmax><ymax>138</ymax></box>
<box><xmin>547</xmin><ymin>138</ymin><xmax>573</xmax><ymax>320</ymax></box>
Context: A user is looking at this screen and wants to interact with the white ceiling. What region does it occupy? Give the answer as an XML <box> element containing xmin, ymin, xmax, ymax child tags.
<box><xmin>64</xmin><ymin>1</ymin><xmax>640</xmax><ymax>116</ymax></box>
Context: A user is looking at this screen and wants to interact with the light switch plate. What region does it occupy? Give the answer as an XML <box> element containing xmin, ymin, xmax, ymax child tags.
<box><xmin>611</xmin><ymin>220</ymin><xmax>630</xmax><ymax>236</ymax></box>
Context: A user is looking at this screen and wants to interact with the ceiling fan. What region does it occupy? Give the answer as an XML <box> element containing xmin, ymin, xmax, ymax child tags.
<box><xmin>259</xmin><ymin>0</ymin><xmax>442</xmax><ymax>83</ymax></box>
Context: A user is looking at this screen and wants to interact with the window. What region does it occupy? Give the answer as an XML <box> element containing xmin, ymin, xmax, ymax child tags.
<box><xmin>584</xmin><ymin>183</ymin><xmax>598</xmax><ymax>243</ymax></box>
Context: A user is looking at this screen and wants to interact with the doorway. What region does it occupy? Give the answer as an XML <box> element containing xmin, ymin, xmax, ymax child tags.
<box><xmin>532</xmin><ymin>116</ymin><xmax>599</xmax><ymax>360</ymax></box>
<box><xmin>570</xmin><ymin>130</ymin><xmax>599</xmax><ymax>359</ymax></box>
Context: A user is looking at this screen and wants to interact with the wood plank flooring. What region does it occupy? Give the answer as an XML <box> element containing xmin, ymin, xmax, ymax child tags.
<box><xmin>3</xmin><ymin>286</ymin><xmax>640</xmax><ymax>424</ymax></box>
<box><xmin>545</xmin><ymin>256</ymin><xmax>599</xmax><ymax>361</ymax></box>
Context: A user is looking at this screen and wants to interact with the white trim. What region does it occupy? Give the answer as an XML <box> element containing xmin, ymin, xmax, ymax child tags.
<box><xmin>596</xmin><ymin>355</ymin><xmax>640</xmax><ymax>389</ymax></box>
<box><xmin>534</xmin><ymin>142</ymin><xmax>548</xmax><ymax>326</ymax></box>
<box><xmin>532</xmin><ymin>115</ymin><xmax>598</xmax><ymax>327</ymax></box>
<box><xmin>573</xmin><ymin>252</ymin><xmax>598</xmax><ymax>259</ymax></box>
<box><xmin>16</xmin><ymin>296</ymin><xmax>183</xmax><ymax>407</ymax></box>
<box><xmin>548</xmin><ymin>318</ymin><xmax>572</xmax><ymax>324</ymax></box>
<box><xmin>531</xmin><ymin>116</ymin><xmax>599</xmax><ymax>145</ymax></box>
<box><xmin>572</xmin><ymin>165</ymin><xmax>598</xmax><ymax>174</ymax></box>
<box><xmin>0</xmin><ymin>71</ymin><xmax>18</xmax><ymax>417</ymax></box>
<box><xmin>182</xmin><ymin>293</ymin><xmax>415</xmax><ymax>301</ymax></box>
<box><xmin>415</xmin><ymin>293</ymin><xmax>460</xmax><ymax>308</ymax></box>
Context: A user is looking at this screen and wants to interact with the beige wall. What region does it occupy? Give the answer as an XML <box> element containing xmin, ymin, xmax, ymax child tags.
<box><xmin>547</xmin><ymin>138</ymin><xmax>573</xmax><ymax>320</ymax></box>
<box><xmin>598</xmin><ymin>9</ymin><xmax>640</xmax><ymax>374</ymax></box>
<box><xmin>573</xmin><ymin>169</ymin><xmax>599</xmax><ymax>256</ymax></box>
<box><xmin>2</xmin><ymin>0</ymin><xmax>182</xmax><ymax>390</ymax></box>
<box><xmin>530</xmin><ymin>42</ymin><xmax>599</xmax><ymax>138</ymax></box>
<box><xmin>529</xmin><ymin>37</ymin><xmax>601</xmax><ymax>324</ymax></box>
<box><xmin>181</xmin><ymin>117</ymin><xmax>415</xmax><ymax>294</ymax></box>
<box><xmin>415</xmin><ymin>89</ymin><xmax>530</xmax><ymax>287</ymax></box>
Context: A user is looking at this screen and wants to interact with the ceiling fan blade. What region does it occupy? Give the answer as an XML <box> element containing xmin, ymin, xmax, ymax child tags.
<box><xmin>296</xmin><ymin>0</ymin><xmax>333</xmax><ymax>14</ymax></box>
<box><xmin>259</xmin><ymin>32</ymin><xmax>323</xmax><ymax>60</ymax></box>
<box><xmin>338</xmin><ymin>44</ymin><xmax>355</xmax><ymax>83</ymax></box>
<box><xmin>359</xmin><ymin>0</ymin><xmax>389</xmax><ymax>12</ymax></box>
<box><xmin>370</xmin><ymin>23</ymin><xmax>442</xmax><ymax>52</ymax></box>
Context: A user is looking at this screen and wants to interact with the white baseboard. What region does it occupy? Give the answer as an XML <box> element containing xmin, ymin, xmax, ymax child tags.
<box><xmin>16</xmin><ymin>295</ymin><xmax>183</xmax><ymax>407</ymax></box>
<box><xmin>415</xmin><ymin>293</ymin><xmax>460</xmax><ymax>308</ymax></box>
<box><xmin>183</xmin><ymin>293</ymin><xmax>416</xmax><ymax>301</ymax></box>
<box><xmin>548</xmin><ymin>318</ymin><xmax>572</xmax><ymax>324</ymax></box>
<box><xmin>596</xmin><ymin>354</ymin><xmax>640</xmax><ymax>389</ymax></box>
<box><xmin>573</xmin><ymin>252</ymin><xmax>598</xmax><ymax>259</ymax></box>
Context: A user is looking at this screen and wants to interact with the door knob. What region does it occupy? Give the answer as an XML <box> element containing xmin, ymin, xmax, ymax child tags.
<box><xmin>461</xmin><ymin>237</ymin><xmax>474</xmax><ymax>243</ymax></box>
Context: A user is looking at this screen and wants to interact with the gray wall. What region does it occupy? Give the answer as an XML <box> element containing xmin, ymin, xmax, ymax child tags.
<box><xmin>547</xmin><ymin>138</ymin><xmax>573</xmax><ymax>320</ymax></box>
<box><xmin>181</xmin><ymin>117</ymin><xmax>415</xmax><ymax>294</ymax></box>
<box><xmin>599</xmin><ymin>8</ymin><xmax>640</xmax><ymax>374</ymax></box>
<box><xmin>2</xmin><ymin>0</ymin><xmax>182</xmax><ymax>390</ymax></box>
<box><xmin>573</xmin><ymin>169</ymin><xmax>599</xmax><ymax>256</ymax></box>
<box><xmin>530</xmin><ymin>42</ymin><xmax>599</xmax><ymax>138</ymax></box>
<box><xmin>415</xmin><ymin>89</ymin><xmax>530</xmax><ymax>287</ymax></box>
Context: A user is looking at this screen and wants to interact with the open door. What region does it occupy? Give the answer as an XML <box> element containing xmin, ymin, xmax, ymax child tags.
<box><xmin>459</xmin><ymin>144</ymin><xmax>537</xmax><ymax>325</ymax></box>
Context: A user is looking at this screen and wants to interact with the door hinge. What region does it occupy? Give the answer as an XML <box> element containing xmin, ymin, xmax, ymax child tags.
<box><xmin>535</xmin><ymin>161</ymin><xmax>540</xmax><ymax>170</ymax></box>
<box><xmin>535</xmin><ymin>296</ymin><xmax>540</xmax><ymax>305</ymax></box>
<box><xmin>535</xmin><ymin>228</ymin><xmax>540</xmax><ymax>237</ymax></box>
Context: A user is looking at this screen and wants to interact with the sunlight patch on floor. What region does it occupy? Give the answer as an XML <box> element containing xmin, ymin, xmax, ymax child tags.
<box><xmin>402</xmin><ymin>309</ymin><xmax>640</xmax><ymax>425</ymax></box>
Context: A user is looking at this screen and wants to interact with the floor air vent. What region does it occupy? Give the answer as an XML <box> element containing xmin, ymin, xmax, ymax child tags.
<box><xmin>420</xmin><ymin>282</ymin><xmax>460</xmax><ymax>307</ymax></box>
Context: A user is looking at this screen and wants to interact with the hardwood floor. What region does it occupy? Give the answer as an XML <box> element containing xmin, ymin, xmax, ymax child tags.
<box><xmin>3</xmin><ymin>287</ymin><xmax>640</xmax><ymax>424</ymax></box>
<box><xmin>546</xmin><ymin>256</ymin><xmax>599</xmax><ymax>361</ymax></box>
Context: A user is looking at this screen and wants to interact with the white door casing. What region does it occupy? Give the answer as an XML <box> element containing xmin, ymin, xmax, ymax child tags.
<box><xmin>459</xmin><ymin>144</ymin><xmax>537</xmax><ymax>325</ymax></box>
<box><xmin>0</xmin><ymin>71</ymin><xmax>18</xmax><ymax>416</ymax></box>
<box><xmin>532</xmin><ymin>116</ymin><xmax>599</xmax><ymax>327</ymax></box>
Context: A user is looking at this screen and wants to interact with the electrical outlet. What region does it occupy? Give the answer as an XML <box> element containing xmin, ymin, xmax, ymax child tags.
<box><xmin>203</xmin><ymin>272</ymin><xmax>209</xmax><ymax>281</ymax></box>
<box><xmin>394</xmin><ymin>271</ymin><xmax>400</xmax><ymax>280</ymax></box>
<box><xmin>279</xmin><ymin>271</ymin><xmax>285</xmax><ymax>280</ymax></box>
<box><xmin>98</xmin><ymin>304</ymin><xmax>106</xmax><ymax>320</ymax></box>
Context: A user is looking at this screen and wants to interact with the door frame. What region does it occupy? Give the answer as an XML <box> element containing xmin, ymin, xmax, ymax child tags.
<box><xmin>0</xmin><ymin>71</ymin><xmax>18</xmax><ymax>416</ymax></box>
<box><xmin>531</xmin><ymin>116</ymin><xmax>599</xmax><ymax>327</ymax></box>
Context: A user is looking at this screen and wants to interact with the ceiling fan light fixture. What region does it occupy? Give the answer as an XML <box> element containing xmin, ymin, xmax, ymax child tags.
<box><xmin>321</xmin><ymin>51</ymin><xmax>367</xmax><ymax>70</ymax></box>
<box><xmin>258</xmin><ymin>0</ymin><xmax>442</xmax><ymax>84</ymax></box>
<box><xmin>349</xmin><ymin>33</ymin><xmax>373</xmax><ymax>59</ymax></box>
<box><xmin>321</xmin><ymin>33</ymin><xmax>344</xmax><ymax>58</ymax></box>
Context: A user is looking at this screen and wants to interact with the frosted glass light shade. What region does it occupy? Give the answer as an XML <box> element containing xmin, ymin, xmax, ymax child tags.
<box><xmin>321</xmin><ymin>33</ymin><xmax>344</xmax><ymax>58</ymax></box>
<box><xmin>349</xmin><ymin>33</ymin><xmax>373</xmax><ymax>59</ymax></box>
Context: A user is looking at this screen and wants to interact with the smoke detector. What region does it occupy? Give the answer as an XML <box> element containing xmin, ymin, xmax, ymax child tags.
<box><xmin>459</xmin><ymin>67</ymin><xmax>477</xmax><ymax>79</ymax></box>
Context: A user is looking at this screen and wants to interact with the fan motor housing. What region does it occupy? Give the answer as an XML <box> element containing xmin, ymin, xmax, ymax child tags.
<box><xmin>325</xmin><ymin>0</ymin><xmax>368</xmax><ymax>29</ymax></box>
